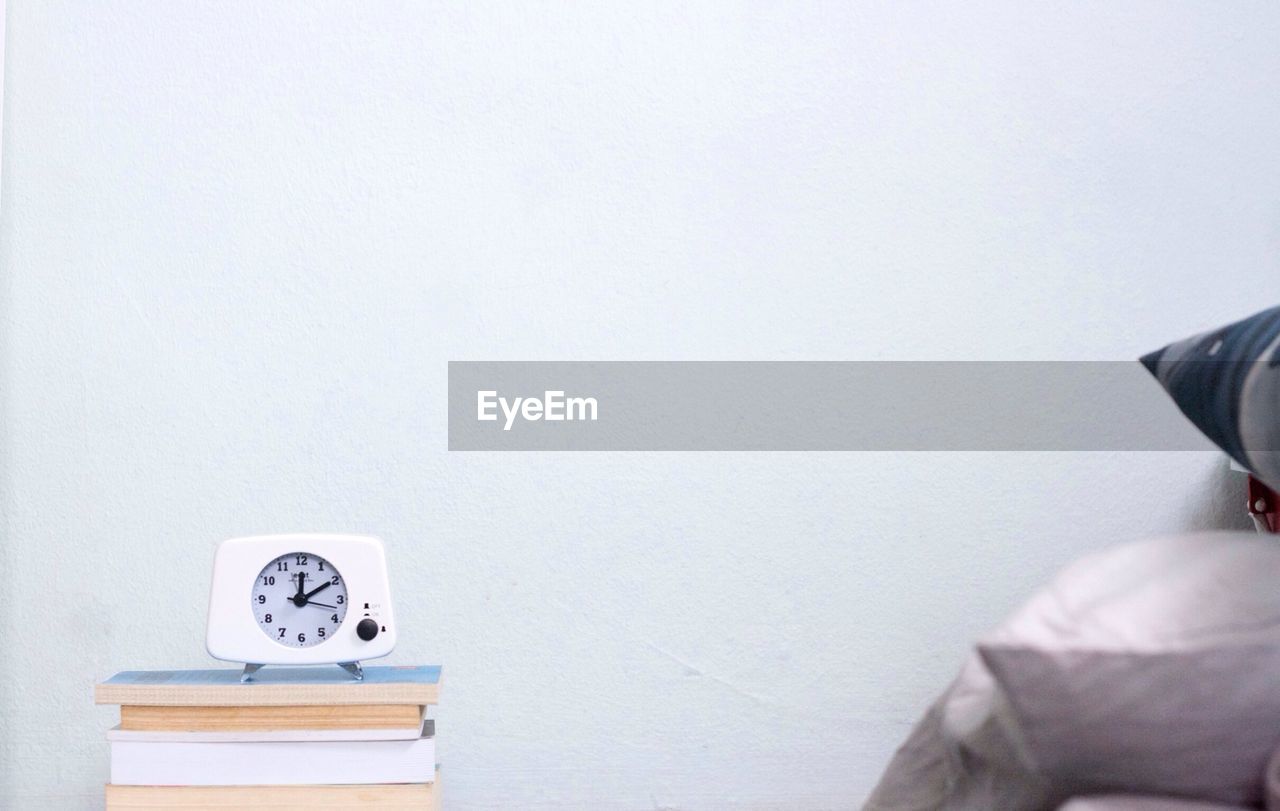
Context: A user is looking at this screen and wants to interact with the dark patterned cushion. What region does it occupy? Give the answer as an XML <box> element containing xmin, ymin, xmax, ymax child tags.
<box><xmin>1142</xmin><ymin>306</ymin><xmax>1280</xmax><ymax>487</ymax></box>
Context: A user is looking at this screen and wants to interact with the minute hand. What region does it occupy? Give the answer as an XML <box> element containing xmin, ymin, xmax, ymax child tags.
<box><xmin>301</xmin><ymin>581</ymin><xmax>332</xmax><ymax>602</ymax></box>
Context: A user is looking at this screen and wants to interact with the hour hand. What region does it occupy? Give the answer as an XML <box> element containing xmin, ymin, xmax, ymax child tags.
<box><xmin>302</xmin><ymin>580</ymin><xmax>332</xmax><ymax>601</ymax></box>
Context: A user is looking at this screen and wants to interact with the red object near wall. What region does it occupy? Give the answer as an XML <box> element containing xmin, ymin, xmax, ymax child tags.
<box><xmin>1248</xmin><ymin>475</ymin><xmax>1280</xmax><ymax>533</ymax></box>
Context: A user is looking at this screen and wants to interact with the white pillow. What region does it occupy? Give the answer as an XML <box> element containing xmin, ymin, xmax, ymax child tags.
<box><xmin>979</xmin><ymin>531</ymin><xmax>1280</xmax><ymax>807</ymax></box>
<box><xmin>863</xmin><ymin>653</ymin><xmax>1059</xmax><ymax>811</ymax></box>
<box><xmin>1058</xmin><ymin>797</ymin><xmax>1250</xmax><ymax>811</ymax></box>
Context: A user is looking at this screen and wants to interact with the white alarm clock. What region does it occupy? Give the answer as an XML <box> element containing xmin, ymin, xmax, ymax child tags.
<box><xmin>206</xmin><ymin>534</ymin><xmax>397</xmax><ymax>681</ymax></box>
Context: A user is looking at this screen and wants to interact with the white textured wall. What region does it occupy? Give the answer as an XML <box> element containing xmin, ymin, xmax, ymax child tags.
<box><xmin>2</xmin><ymin>3</ymin><xmax>1277</xmax><ymax>808</ymax></box>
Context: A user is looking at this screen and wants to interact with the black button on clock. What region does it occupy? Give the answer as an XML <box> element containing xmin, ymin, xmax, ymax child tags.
<box><xmin>356</xmin><ymin>618</ymin><xmax>379</xmax><ymax>641</ymax></box>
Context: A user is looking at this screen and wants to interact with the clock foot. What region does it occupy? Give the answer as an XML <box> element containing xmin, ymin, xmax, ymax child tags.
<box><xmin>338</xmin><ymin>661</ymin><xmax>364</xmax><ymax>681</ymax></box>
<box><xmin>238</xmin><ymin>663</ymin><xmax>363</xmax><ymax>682</ymax></box>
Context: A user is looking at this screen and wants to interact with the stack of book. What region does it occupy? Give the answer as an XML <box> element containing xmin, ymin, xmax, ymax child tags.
<box><xmin>94</xmin><ymin>665</ymin><xmax>441</xmax><ymax>809</ymax></box>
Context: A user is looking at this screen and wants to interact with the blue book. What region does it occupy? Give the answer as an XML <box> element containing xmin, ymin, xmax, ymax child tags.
<box><xmin>96</xmin><ymin>665</ymin><xmax>442</xmax><ymax>707</ymax></box>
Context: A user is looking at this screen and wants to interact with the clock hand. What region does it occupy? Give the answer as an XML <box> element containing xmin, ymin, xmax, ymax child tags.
<box><xmin>302</xmin><ymin>581</ymin><xmax>331</xmax><ymax>601</ymax></box>
<box><xmin>290</xmin><ymin>571</ymin><xmax>311</xmax><ymax>608</ymax></box>
<box><xmin>290</xmin><ymin>579</ymin><xmax>332</xmax><ymax>609</ymax></box>
<box><xmin>306</xmin><ymin>601</ymin><xmax>336</xmax><ymax>609</ymax></box>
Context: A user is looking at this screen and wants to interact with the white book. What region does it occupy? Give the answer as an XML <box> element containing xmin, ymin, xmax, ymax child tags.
<box><xmin>109</xmin><ymin>723</ymin><xmax>435</xmax><ymax>786</ymax></box>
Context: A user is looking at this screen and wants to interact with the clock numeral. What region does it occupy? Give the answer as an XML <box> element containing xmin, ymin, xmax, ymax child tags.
<box><xmin>277</xmin><ymin>561</ymin><xmax>288</xmax><ymax>572</ymax></box>
<box><xmin>317</xmin><ymin>627</ymin><xmax>326</xmax><ymax>639</ymax></box>
<box><xmin>336</xmin><ymin>595</ymin><xmax>344</xmax><ymax>605</ymax></box>
<box><xmin>331</xmin><ymin>575</ymin><xmax>339</xmax><ymax>585</ymax></box>
<box><xmin>318</xmin><ymin>561</ymin><xmax>326</xmax><ymax>572</ymax></box>
<box><xmin>297</xmin><ymin>632</ymin><xmax>306</xmax><ymax>643</ymax></box>
<box><xmin>263</xmin><ymin>614</ymin><xmax>272</xmax><ymax>624</ymax></box>
<box><xmin>331</xmin><ymin>614</ymin><xmax>339</xmax><ymax>623</ymax></box>
<box><xmin>262</xmin><ymin>575</ymin><xmax>275</xmax><ymax>585</ymax></box>
<box><xmin>295</xmin><ymin>554</ymin><xmax>308</xmax><ymax>566</ymax></box>
<box><xmin>278</xmin><ymin>627</ymin><xmax>287</xmax><ymax>639</ymax></box>
<box><xmin>257</xmin><ymin>594</ymin><xmax>266</xmax><ymax>604</ymax></box>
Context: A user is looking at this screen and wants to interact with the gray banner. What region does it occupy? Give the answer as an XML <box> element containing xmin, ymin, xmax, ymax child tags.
<box><xmin>448</xmin><ymin>361</ymin><xmax>1220</xmax><ymax>452</ymax></box>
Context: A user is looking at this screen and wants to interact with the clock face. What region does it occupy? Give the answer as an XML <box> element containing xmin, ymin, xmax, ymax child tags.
<box><xmin>251</xmin><ymin>552</ymin><xmax>348</xmax><ymax>648</ymax></box>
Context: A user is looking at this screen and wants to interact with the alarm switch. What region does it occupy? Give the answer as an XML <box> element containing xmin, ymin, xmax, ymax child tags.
<box><xmin>356</xmin><ymin>618</ymin><xmax>379</xmax><ymax>641</ymax></box>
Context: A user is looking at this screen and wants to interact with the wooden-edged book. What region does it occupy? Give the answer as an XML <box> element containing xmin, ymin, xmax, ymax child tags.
<box><xmin>117</xmin><ymin>703</ymin><xmax>426</xmax><ymax>735</ymax></box>
<box><xmin>106</xmin><ymin>775</ymin><xmax>440</xmax><ymax>810</ymax></box>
